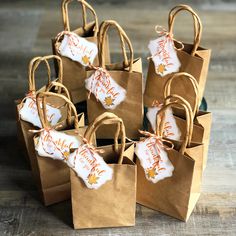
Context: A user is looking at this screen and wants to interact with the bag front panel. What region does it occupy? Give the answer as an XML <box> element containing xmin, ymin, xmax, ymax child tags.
<box><xmin>71</xmin><ymin>164</ymin><xmax>136</xmax><ymax>229</ymax></box>
<box><xmin>87</xmin><ymin>70</ymin><xmax>143</xmax><ymax>139</ymax></box>
<box><xmin>136</xmin><ymin>148</ymin><xmax>195</xmax><ymax>221</ymax></box>
<box><xmin>71</xmin><ymin>143</ymin><xmax>136</xmax><ymax>229</ymax></box>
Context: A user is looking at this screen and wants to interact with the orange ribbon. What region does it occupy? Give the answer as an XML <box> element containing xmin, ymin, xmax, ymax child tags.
<box><xmin>151</xmin><ymin>99</ymin><xmax>163</xmax><ymax>108</ymax></box>
<box><xmin>86</xmin><ymin>65</ymin><xmax>110</xmax><ymax>100</ymax></box>
<box><xmin>138</xmin><ymin>130</ymin><xmax>174</xmax><ymax>151</ymax></box>
<box><xmin>155</xmin><ymin>25</ymin><xmax>184</xmax><ymax>51</ymax></box>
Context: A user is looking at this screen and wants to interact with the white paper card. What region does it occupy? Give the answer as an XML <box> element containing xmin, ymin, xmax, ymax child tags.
<box><xmin>59</xmin><ymin>33</ymin><xmax>98</xmax><ymax>66</ymax></box>
<box><xmin>19</xmin><ymin>97</ymin><xmax>62</xmax><ymax>128</ymax></box>
<box><xmin>67</xmin><ymin>145</ymin><xmax>113</xmax><ymax>189</ymax></box>
<box><xmin>147</xmin><ymin>106</ymin><xmax>181</xmax><ymax>141</ymax></box>
<box><xmin>148</xmin><ymin>35</ymin><xmax>181</xmax><ymax>76</ymax></box>
<box><xmin>35</xmin><ymin>129</ymin><xmax>81</xmax><ymax>160</ymax></box>
<box><xmin>135</xmin><ymin>137</ymin><xmax>174</xmax><ymax>183</ymax></box>
<box><xmin>85</xmin><ymin>68</ymin><xmax>126</xmax><ymax>110</ymax></box>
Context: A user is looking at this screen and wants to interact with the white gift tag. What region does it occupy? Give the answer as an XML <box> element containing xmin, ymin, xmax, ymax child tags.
<box><xmin>58</xmin><ymin>33</ymin><xmax>98</xmax><ymax>66</ymax></box>
<box><xmin>85</xmin><ymin>68</ymin><xmax>126</xmax><ymax>110</ymax></box>
<box><xmin>148</xmin><ymin>34</ymin><xmax>181</xmax><ymax>76</ymax></box>
<box><xmin>135</xmin><ymin>137</ymin><xmax>174</xmax><ymax>183</ymax></box>
<box><xmin>146</xmin><ymin>104</ymin><xmax>181</xmax><ymax>141</ymax></box>
<box><xmin>35</xmin><ymin>129</ymin><xmax>81</xmax><ymax>160</ymax></box>
<box><xmin>67</xmin><ymin>144</ymin><xmax>113</xmax><ymax>189</ymax></box>
<box><xmin>19</xmin><ymin>96</ymin><xmax>62</xmax><ymax>128</ymax></box>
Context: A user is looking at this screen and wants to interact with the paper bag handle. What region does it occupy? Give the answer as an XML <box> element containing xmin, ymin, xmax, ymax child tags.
<box><xmin>168</xmin><ymin>4</ymin><xmax>202</xmax><ymax>56</ymax></box>
<box><xmin>84</xmin><ymin>112</ymin><xmax>126</xmax><ymax>164</ymax></box>
<box><xmin>99</xmin><ymin>20</ymin><xmax>134</xmax><ymax>72</ymax></box>
<box><xmin>164</xmin><ymin>94</ymin><xmax>194</xmax><ymax>145</ymax></box>
<box><xmin>156</xmin><ymin>96</ymin><xmax>193</xmax><ymax>154</ymax></box>
<box><xmin>28</xmin><ymin>57</ymin><xmax>50</xmax><ymax>92</ymax></box>
<box><xmin>163</xmin><ymin>72</ymin><xmax>200</xmax><ymax>116</ymax></box>
<box><xmin>36</xmin><ymin>92</ymin><xmax>79</xmax><ymax>130</ymax></box>
<box><xmin>28</xmin><ymin>55</ymin><xmax>63</xmax><ymax>92</ymax></box>
<box><xmin>46</xmin><ymin>81</ymin><xmax>71</xmax><ymax>100</ymax></box>
<box><xmin>62</xmin><ymin>0</ymin><xmax>99</xmax><ymax>35</ymax></box>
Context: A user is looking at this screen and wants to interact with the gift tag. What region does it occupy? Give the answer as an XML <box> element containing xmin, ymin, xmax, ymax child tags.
<box><xmin>19</xmin><ymin>96</ymin><xmax>62</xmax><ymax>128</ymax></box>
<box><xmin>35</xmin><ymin>129</ymin><xmax>81</xmax><ymax>160</ymax></box>
<box><xmin>85</xmin><ymin>68</ymin><xmax>126</xmax><ymax>110</ymax></box>
<box><xmin>135</xmin><ymin>137</ymin><xmax>174</xmax><ymax>183</ymax></box>
<box><xmin>58</xmin><ymin>33</ymin><xmax>98</xmax><ymax>66</ymax></box>
<box><xmin>148</xmin><ymin>34</ymin><xmax>181</xmax><ymax>76</ymax></box>
<box><xmin>146</xmin><ymin>104</ymin><xmax>181</xmax><ymax>141</ymax></box>
<box><xmin>67</xmin><ymin>145</ymin><xmax>113</xmax><ymax>189</ymax></box>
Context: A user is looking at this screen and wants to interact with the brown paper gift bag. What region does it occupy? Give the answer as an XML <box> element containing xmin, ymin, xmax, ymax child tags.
<box><xmin>163</xmin><ymin>72</ymin><xmax>212</xmax><ymax>170</ymax></box>
<box><xmin>53</xmin><ymin>0</ymin><xmax>109</xmax><ymax>104</ymax></box>
<box><xmin>137</xmin><ymin>100</ymin><xmax>204</xmax><ymax>222</ymax></box>
<box><xmin>86</xmin><ymin>20</ymin><xmax>143</xmax><ymax>139</ymax></box>
<box><xmin>70</xmin><ymin>112</ymin><xmax>136</xmax><ymax>229</ymax></box>
<box><xmin>15</xmin><ymin>56</ymin><xmax>50</xmax><ymax>159</ymax></box>
<box><xmin>33</xmin><ymin>92</ymin><xmax>86</xmax><ymax>206</ymax></box>
<box><xmin>144</xmin><ymin>4</ymin><xmax>211</xmax><ymax>107</ymax></box>
<box><xmin>16</xmin><ymin>56</ymin><xmax>71</xmax><ymax>186</ymax></box>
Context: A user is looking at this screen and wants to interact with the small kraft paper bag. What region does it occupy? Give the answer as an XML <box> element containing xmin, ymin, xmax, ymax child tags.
<box><xmin>136</xmin><ymin>100</ymin><xmax>204</xmax><ymax>222</ymax></box>
<box><xmin>144</xmin><ymin>4</ymin><xmax>211</xmax><ymax>107</ymax></box>
<box><xmin>163</xmin><ymin>72</ymin><xmax>212</xmax><ymax>170</ymax></box>
<box><xmin>70</xmin><ymin>112</ymin><xmax>137</xmax><ymax>229</ymax></box>
<box><xmin>16</xmin><ymin>55</ymin><xmax>65</xmax><ymax>165</ymax></box>
<box><xmin>53</xmin><ymin>0</ymin><xmax>109</xmax><ymax>104</ymax></box>
<box><xmin>86</xmin><ymin>20</ymin><xmax>143</xmax><ymax>139</ymax></box>
<box><xmin>33</xmin><ymin>92</ymin><xmax>85</xmax><ymax>206</ymax></box>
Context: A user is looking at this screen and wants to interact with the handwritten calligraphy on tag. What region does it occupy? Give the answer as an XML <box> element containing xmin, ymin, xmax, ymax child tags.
<box><xmin>148</xmin><ymin>35</ymin><xmax>181</xmax><ymax>76</ymax></box>
<box><xmin>146</xmin><ymin>104</ymin><xmax>181</xmax><ymax>141</ymax></box>
<box><xmin>58</xmin><ymin>33</ymin><xmax>98</xmax><ymax>66</ymax></box>
<box><xmin>19</xmin><ymin>97</ymin><xmax>62</xmax><ymax>128</ymax></box>
<box><xmin>85</xmin><ymin>68</ymin><xmax>126</xmax><ymax>110</ymax></box>
<box><xmin>67</xmin><ymin>145</ymin><xmax>113</xmax><ymax>189</ymax></box>
<box><xmin>135</xmin><ymin>137</ymin><xmax>174</xmax><ymax>183</ymax></box>
<box><xmin>35</xmin><ymin>129</ymin><xmax>81</xmax><ymax>160</ymax></box>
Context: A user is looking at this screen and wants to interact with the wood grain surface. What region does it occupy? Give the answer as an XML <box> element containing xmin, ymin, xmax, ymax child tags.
<box><xmin>0</xmin><ymin>0</ymin><xmax>235</xmax><ymax>235</ymax></box>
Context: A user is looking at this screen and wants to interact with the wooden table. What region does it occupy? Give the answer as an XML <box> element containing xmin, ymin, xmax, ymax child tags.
<box><xmin>0</xmin><ymin>0</ymin><xmax>236</xmax><ymax>235</ymax></box>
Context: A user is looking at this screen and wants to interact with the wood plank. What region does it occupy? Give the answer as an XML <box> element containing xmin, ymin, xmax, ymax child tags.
<box><xmin>0</xmin><ymin>191</ymin><xmax>235</xmax><ymax>235</ymax></box>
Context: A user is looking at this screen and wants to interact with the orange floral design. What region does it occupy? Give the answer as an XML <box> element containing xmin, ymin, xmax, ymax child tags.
<box><xmin>88</xmin><ymin>174</ymin><xmax>99</xmax><ymax>185</ymax></box>
<box><xmin>82</xmin><ymin>55</ymin><xmax>90</xmax><ymax>65</ymax></box>
<box><xmin>156</xmin><ymin>63</ymin><xmax>166</xmax><ymax>74</ymax></box>
<box><xmin>147</xmin><ymin>167</ymin><xmax>157</xmax><ymax>179</ymax></box>
<box><xmin>104</xmin><ymin>96</ymin><xmax>114</xmax><ymax>106</ymax></box>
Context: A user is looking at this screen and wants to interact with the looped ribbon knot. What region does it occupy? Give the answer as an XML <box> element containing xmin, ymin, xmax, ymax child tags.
<box><xmin>152</xmin><ymin>99</ymin><xmax>163</xmax><ymax>108</ymax></box>
<box><xmin>138</xmin><ymin>130</ymin><xmax>174</xmax><ymax>151</ymax></box>
<box><xmin>155</xmin><ymin>25</ymin><xmax>184</xmax><ymax>51</ymax></box>
<box><xmin>70</xmin><ymin>135</ymin><xmax>104</xmax><ymax>168</ymax></box>
<box><xmin>29</xmin><ymin>125</ymin><xmax>72</xmax><ymax>161</ymax></box>
<box><xmin>148</xmin><ymin>25</ymin><xmax>184</xmax><ymax>61</ymax></box>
